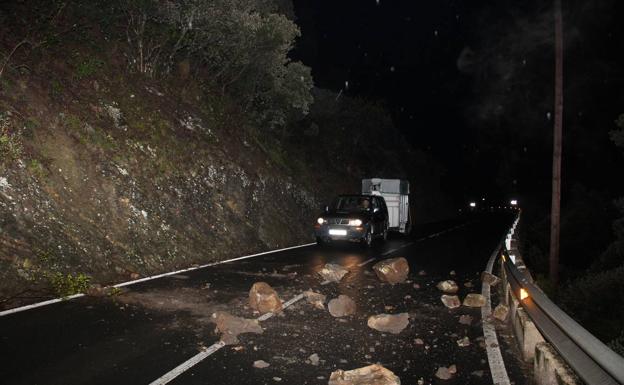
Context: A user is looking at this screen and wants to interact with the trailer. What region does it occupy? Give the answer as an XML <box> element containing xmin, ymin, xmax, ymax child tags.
<box><xmin>362</xmin><ymin>178</ymin><xmax>411</xmax><ymax>234</ymax></box>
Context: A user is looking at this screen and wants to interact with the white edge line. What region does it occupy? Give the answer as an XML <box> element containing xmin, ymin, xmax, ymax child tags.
<box><xmin>482</xmin><ymin>243</ymin><xmax>511</xmax><ymax>385</ymax></box>
<box><xmin>150</xmin><ymin>292</ymin><xmax>307</xmax><ymax>384</ymax></box>
<box><xmin>0</xmin><ymin>242</ymin><xmax>316</xmax><ymax>317</ymax></box>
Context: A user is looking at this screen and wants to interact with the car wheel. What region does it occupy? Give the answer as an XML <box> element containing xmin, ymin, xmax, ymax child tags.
<box><xmin>363</xmin><ymin>230</ymin><xmax>373</xmax><ymax>248</ymax></box>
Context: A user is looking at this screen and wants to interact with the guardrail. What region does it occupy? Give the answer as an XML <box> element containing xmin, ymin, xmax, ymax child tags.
<box><xmin>500</xmin><ymin>214</ymin><xmax>624</xmax><ymax>385</ymax></box>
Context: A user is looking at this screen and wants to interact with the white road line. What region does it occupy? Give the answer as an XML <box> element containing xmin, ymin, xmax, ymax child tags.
<box><xmin>0</xmin><ymin>242</ymin><xmax>316</xmax><ymax>317</ymax></box>
<box><xmin>482</xmin><ymin>244</ymin><xmax>511</xmax><ymax>385</ymax></box>
<box><xmin>357</xmin><ymin>257</ymin><xmax>376</xmax><ymax>267</ymax></box>
<box><xmin>149</xmin><ymin>341</ymin><xmax>226</xmax><ymax>385</ymax></box>
<box><xmin>150</xmin><ymin>292</ymin><xmax>307</xmax><ymax>384</ymax></box>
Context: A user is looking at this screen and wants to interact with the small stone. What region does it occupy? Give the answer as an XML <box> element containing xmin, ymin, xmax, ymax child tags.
<box><xmin>464</xmin><ymin>281</ymin><xmax>474</xmax><ymax>288</ymax></box>
<box><xmin>413</xmin><ymin>283</ymin><xmax>421</xmax><ymax>289</ymax></box>
<box><xmin>273</xmin><ymin>377</ymin><xmax>282</xmax><ymax>382</ymax></box>
<box><xmin>214</xmin><ymin>311</ymin><xmax>263</xmax><ymax>345</ymax></box>
<box><xmin>471</xmin><ymin>370</ymin><xmax>485</xmax><ymax>377</ymax></box>
<box><xmin>463</xmin><ymin>293</ymin><xmax>486</xmax><ymax>307</ymax></box>
<box><xmin>328</xmin><ymin>295</ymin><xmax>356</xmax><ymax>317</ymax></box>
<box><xmin>457</xmin><ymin>336</ymin><xmax>470</xmax><ymax>347</ymax></box>
<box><xmin>436</xmin><ymin>280</ymin><xmax>459</xmax><ymax>294</ymax></box>
<box><xmin>249</xmin><ymin>282</ymin><xmax>282</xmax><ymax>314</ymax></box>
<box><xmin>493</xmin><ymin>304</ymin><xmax>509</xmax><ymax>321</ymax></box>
<box><xmin>253</xmin><ymin>360</ymin><xmax>270</xmax><ymax>368</ymax></box>
<box><xmin>418</xmin><ymin>270</ymin><xmax>427</xmax><ymax>276</ymax></box>
<box><xmin>449</xmin><ymin>270</ymin><xmax>456</xmax><ymax>276</ymax></box>
<box><xmin>309</xmin><ymin>353</ymin><xmax>320</xmax><ymax>366</ymax></box>
<box><xmin>414</xmin><ymin>338</ymin><xmax>424</xmax><ymax>345</ymax></box>
<box><xmin>304</xmin><ymin>290</ymin><xmax>326</xmax><ymax>310</ymax></box>
<box><xmin>459</xmin><ymin>314</ymin><xmax>473</xmax><ymax>325</ymax></box>
<box><xmin>373</xmin><ymin>258</ymin><xmax>409</xmax><ymax>284</ymax></box>
<box><xmin>441</xmin><ymin>295</ymin><xmax>461</xmax><ymax>309</ymax></box>
<box><xmin>435</xmin><ymin>365</ymin><xmax>455</xmax><ymax>380</ymax></box>
<box><xmin>130</xmin><ymin>272</ymin><xmax>140</xmax><ymax>280</ymax></box>
<box><xmin>318</xmin><ymin>263</ymin><xmax>349</xmax><ymax>282</ymax></box>
<box><xmin>367</xmin><ymin>313</ymin><xmax>410</xmax><ymax>334</ymax></box>
<box><xmin>328</xmin><ymin>364</ymin><xmax>400</xmax><ymax>385</ymax></box>
<box><xmin>481</xmin><ymin>271</ymin><xmax>501</xmax><ymax>286</ymax></box>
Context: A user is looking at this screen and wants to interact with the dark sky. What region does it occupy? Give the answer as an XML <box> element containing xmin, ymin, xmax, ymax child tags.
<box><xmin>292</xmin><ymin>0</ymin><xmax>624</xmax><ymax>208</ymax></box>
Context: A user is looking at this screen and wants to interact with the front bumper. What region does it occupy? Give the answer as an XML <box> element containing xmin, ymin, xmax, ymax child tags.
<box><xmin>314</xmin><ymin>224</ymin><xmax>367</xmax><ymax>242</ymax></box>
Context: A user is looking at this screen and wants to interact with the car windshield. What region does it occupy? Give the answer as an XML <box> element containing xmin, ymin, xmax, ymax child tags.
<box><xmin>331</xmin><ymin>196</ymin><xmax>371</xmax><ymax>213</ymax></box>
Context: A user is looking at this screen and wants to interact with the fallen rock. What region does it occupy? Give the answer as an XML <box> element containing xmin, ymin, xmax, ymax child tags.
<box><xmin>481</xmin><ymin>271</ymin><xmax>501</xmax><ymax>286</ymax></box>
<box><xmin>435</xmin><ymin>365</ymin><xmax>457</xmax><ymax>380</ymax></box>
<box><xmin>253</xmin><ymin>360</ymin><xmax>270</xmax><ymax>368</ymax></box>
<box><xmin>456</xmin><ymin>336</ymin><xmax>470</xmax><ymax>347</ymax></box>
<box><xmin>418</xmin><ymin>270</ymin><xmax>427</xmax><ymax>276</ymax></box>
<box><xmin>319</xmin><ymin>263</ymin><xmax>349</xmax><ymax>282</ymax></box>
<box><xmin>414</xmin><ymin>338</ymin><xmax>424</xmax><ymax>345</ymax></box>
<box><xmin>463</xmin><ymin>293</ymin><xmax>486</xmax><ymax>307</ymax></box>
<box><xmin>458</xmin><ymin>314</ymin><xmax>473</xmax><ymax>325</ymax></box>
<box><xmin>249</xmin><ymin>282</ymin><xmax>282</xmax><ymax>314</ymax></box>
<box><xmin>328</xmin><ymin>295</ymin><xmax>356</xmax><ymax>317</ymax></box>
<box><xmin>367</xmin><ymin>313</ymin><xmax>410</xmax><ymax>334</ymax></box>
<box><xmin>213</xmin><ymin>311</ymin><xmax>263</xmax><ymax>345</ymax></box>
<box><xmin>436</xmin><ymin>280</ymin><xmax>459</xmax><ymax>294</ymax></box>
<box><xmin>373</xmin><ymin>257</ymin><xmax>409</xmax><ymax>284</ymax></box>
<box><xmin>493</xmin><ymin>304</ymin><xmax>509</xmax><ymax>321</ymax></box>
<box><xmin>441</xmin><ymin>295</ymin><xmax>461</xmax><ymax>309</ymax></box>
<box><xmin>304</xmin><ymin>290</ymin><xmax>326</xmax><ymax>310</ymax></box>
<box><xmin>328</xmin><ymin>364</ymin><xmax>401</xmax><ymax>385</ymax></box>
<box><xmin>308</xmin><ymin>353</ymin><xmax>320</xmax><ymax>366</ymax></box>
<box><xmin>464</xmin><ymin>281</ymin><xmax>474</xmax><ymax>288</ymax></box>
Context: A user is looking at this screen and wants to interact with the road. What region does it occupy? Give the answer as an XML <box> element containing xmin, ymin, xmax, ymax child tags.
<box><xmin>0</xmin><ymin>213</ymin><xmax>529</xmax><ymax>385</ymax></box>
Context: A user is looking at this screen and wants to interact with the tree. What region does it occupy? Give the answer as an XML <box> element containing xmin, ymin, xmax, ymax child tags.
<box><xmin>549</xmin><ymin>0</ymin><xmax>563</xmax><ymax>285</ymax></box>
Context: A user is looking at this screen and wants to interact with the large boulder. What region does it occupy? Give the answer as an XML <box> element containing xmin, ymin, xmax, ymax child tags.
<box><xmin>213</xmin><ymin>311</ymin><xmax>263</xmax><ymax>345</ymax></box>
<box><xmin>304</xmin><ymin>290</ymin><xmax>326</xmax><ymax>310</ymax></box>
<box><xmin>481</xmin><ymin>271</ymin><xmax>501</xmax><ymax>287</ymax></box>
<box><xmin>249</xmin><ymin>282</ymin><xmax>282</xmax><ymax>314</ymax></box>
<box><xmin>463</xmin><ymin>293</ymin><xmax>486</xmax><ymax>308</ymax></box>
<box><xmin>373</xmin><ymin>257</ymin><xmax>409</xmax><ymax>284</ymax></box>
<box><xmin>328</xmin><ymin>364</ymin><xmax>401</xmax><ymax>385</ymax></box>
<box><xmin>367</xmin><ymin>313</ymin><xmax>410</xmax><ymax>334</ymax></box>
<box><xmin>328</xmin><ymin>295</ymin><xmax>357</xmax><ymax>317</ymax></box>
<box><xmin>436</xmin><ymin>280</ymin><xmax>459</xmax><ymax>294</ymax></box>
<box><xmin>441</xmin><ymin>295</ymin><xmax>461</xmax><ymax>309</ymax></box>
<box><xmin>319</xmin><ymin>263</ymin><xmax>349</xmax><ymax>282</ymax></box>
<box><xmin>493</xmin><ymin>304</ymin><xmax>509</xmax><ymax>321</ymax></box>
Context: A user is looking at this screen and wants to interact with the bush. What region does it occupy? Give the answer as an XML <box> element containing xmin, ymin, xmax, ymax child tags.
<box><xmin>48</xmin><ymin>272</ymin><xmax>91</xmax><ymax>298</ymax></box>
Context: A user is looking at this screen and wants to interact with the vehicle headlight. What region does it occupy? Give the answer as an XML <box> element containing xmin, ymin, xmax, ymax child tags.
<box><xmin>349</xmin><ymin>219</ymin><xmax>363</xmax><ymax>226</ymax></box>
<box><xmin>317</xmin><ymin>217</ymin><xmax>325</xmax><ymax>225</ymax></box>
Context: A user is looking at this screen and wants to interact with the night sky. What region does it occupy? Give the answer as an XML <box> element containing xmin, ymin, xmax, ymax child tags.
<box><xmin>292</xmin><ymin>0</ymin><xmax>624</xmax><ymax>208</ymax></box>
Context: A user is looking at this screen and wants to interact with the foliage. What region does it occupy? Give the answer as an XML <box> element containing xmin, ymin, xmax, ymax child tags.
<box><xmin>47</xmin><ymin>272</ymin><xmax>91</xmax><ymax>298</ymax></box>
<box><xmin>75</xmin><ymin>57</ymin><xmax>104</xmax><ymax>80</ymax></box>
<box><xmin>0</xmin><ymin>113</ymin><xmax>22</xmax><ymax>166</ymax></box>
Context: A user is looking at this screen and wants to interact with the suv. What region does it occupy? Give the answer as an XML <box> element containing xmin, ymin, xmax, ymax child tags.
<box><xmin>314</xmin><ymin>194</ymin><xmax>389</xmax><ymax>247</ymax></box>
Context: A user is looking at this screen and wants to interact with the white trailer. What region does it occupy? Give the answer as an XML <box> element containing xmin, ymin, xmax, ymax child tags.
<box><xmin>362</xmin><ymin>178</ymin><xmax>411</xmax><ymax>234</ymax></box>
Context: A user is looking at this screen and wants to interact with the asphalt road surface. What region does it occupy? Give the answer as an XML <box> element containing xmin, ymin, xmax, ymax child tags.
<box><xmin>0</xmin><ymin>213</ymin><xmax>530</xmax><ymax>385</ymax></box>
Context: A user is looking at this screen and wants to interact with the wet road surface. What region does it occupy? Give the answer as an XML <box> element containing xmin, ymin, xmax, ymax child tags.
<box><xmin>0</xmin><ymin>213</ymin><xmax>530</xmax><ymax>384</ymax></box>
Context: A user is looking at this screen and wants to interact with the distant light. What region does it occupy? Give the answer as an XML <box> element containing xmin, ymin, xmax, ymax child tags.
<box><xmin>469</xmin><ymin>202</ymin><xmax>476</xmax><ymax>208</ymax></box>
<box><xmin>520</xmin><ymin>288</ymin><xmax>529</xmax><ymax>301</ymax></box>
<box><xmin>481</xmin><ymin>197</ymin><xmax>485</xmax><ymax>201</ymax></box>
<box><xmin>510</xmin><ymin>199</ymin><xmax>518</xmax><ymax>206</ymax></box>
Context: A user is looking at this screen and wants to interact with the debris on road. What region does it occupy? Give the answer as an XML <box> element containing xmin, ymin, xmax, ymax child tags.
<box><xmin>458</xmin><ymin>314</ymin><xmax>474</xmax><ymax>325</ymax></box>
<box><xmin>328</xmin><ymin>364</ymin><xmax>401</xmax><ymax>385</ymax></box>
<box><xmin>319</xmin><ymin>263</ymin><xmax>349</xmax><ymax>282</ymax></box>
<box><xmin>413</xmin><ymin>283</ymin><xmax>421</xmax><ymax>289</ymax></box>
<box><xmin>436</xmin><ymin>280</ymin><xmax>459</xmax><ymax>294</ymax></box>
<box><xmin>493</xmin><ymin>304</ymin><xmax>509</xmax><ymax>321</ymax></box>
<box><xmin>441</xmin><ymin>295</ymin><xmax>461</xmax><ymax>309</ymax></box>
<box><xmin>253</xmin><ymin>360</ymin><xmax>270</xmax><ymax>368</ymax></box>
<box><xmin>449</xmin><ymin>270</ymin><xmax>456</xmax><ymax>276</ymax></box>
<box><xmin>414</xmin><ymin>338</ymin><xmax>424</xmax><ymax>345</ymax></box>
<box><xmin>418</xmin><ymin>270</ymin><xmax>427</xmax><ymax>276</ymax></box>
<box><xmin>367</xmin><ymin>313</ymin><xmax>410</xmax><ymax>334</ymax></box>
<box><xmin>304</xmin><ymin>290</ymin><xmax>326</xmax><ymax>310</ymax></box>
<box><xmin>213</xmin><ymin>311</ymin><xmax>263</xmax><ymax>345</ymax></box>
<box><xmin>308</xmin><ymin>353</ymin><xmax>320</xmax><ymax>366</ymax></box>
<box><xmin>456</xmin><ymin>336</ymin><xmax>470</xmax><ymax>347</ymax></box>
<box><xmin>249</xmin><ymin>282</ymin><xmax>282</xmax><ymax>314</ymax></box>
<box><xmin>481</xmin><ymin>271</ymin><xmax>501</xmax><ymax>286</ymax></box>
<box><xmin>328</xmin><ymin>295</ymin><xmax>357</xmax><ymax>317</ymax></box>
<box><xmin>463</xmin><ymin>293</ymin><xmax>486</xmax><ymax>307</ymax></box>
<box><xmin>373</xmin><ymin>257</ymin><xmax>409</xmax><ymax>284</ymax></box>
<box><xmin>435</xmin><ymin>365</ymin><xmax>457</xmax><ymax>380</ymax></box>
<box><xmin>464</xmin><ymin>281</ymin><xmax>474</xmax><ymax>288</ymax></box>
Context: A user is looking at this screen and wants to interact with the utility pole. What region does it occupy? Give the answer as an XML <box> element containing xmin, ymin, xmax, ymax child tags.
<box><xmin>549</xmin><ymin>0</ymin><xmax>563</xmax><ymax>286</ymax></box>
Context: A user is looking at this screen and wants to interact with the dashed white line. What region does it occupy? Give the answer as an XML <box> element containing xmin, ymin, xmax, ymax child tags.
<box><xmin>150</xmin><ymin>291</ymin><xmax>307</xmax><ymax>385</ymax></box>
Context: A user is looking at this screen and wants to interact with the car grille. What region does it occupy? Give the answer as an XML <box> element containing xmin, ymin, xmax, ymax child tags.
<box><xmin>328</xmin><ymin>218</ymin><xmax>350</xmax><ymax>225</ymax></box>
